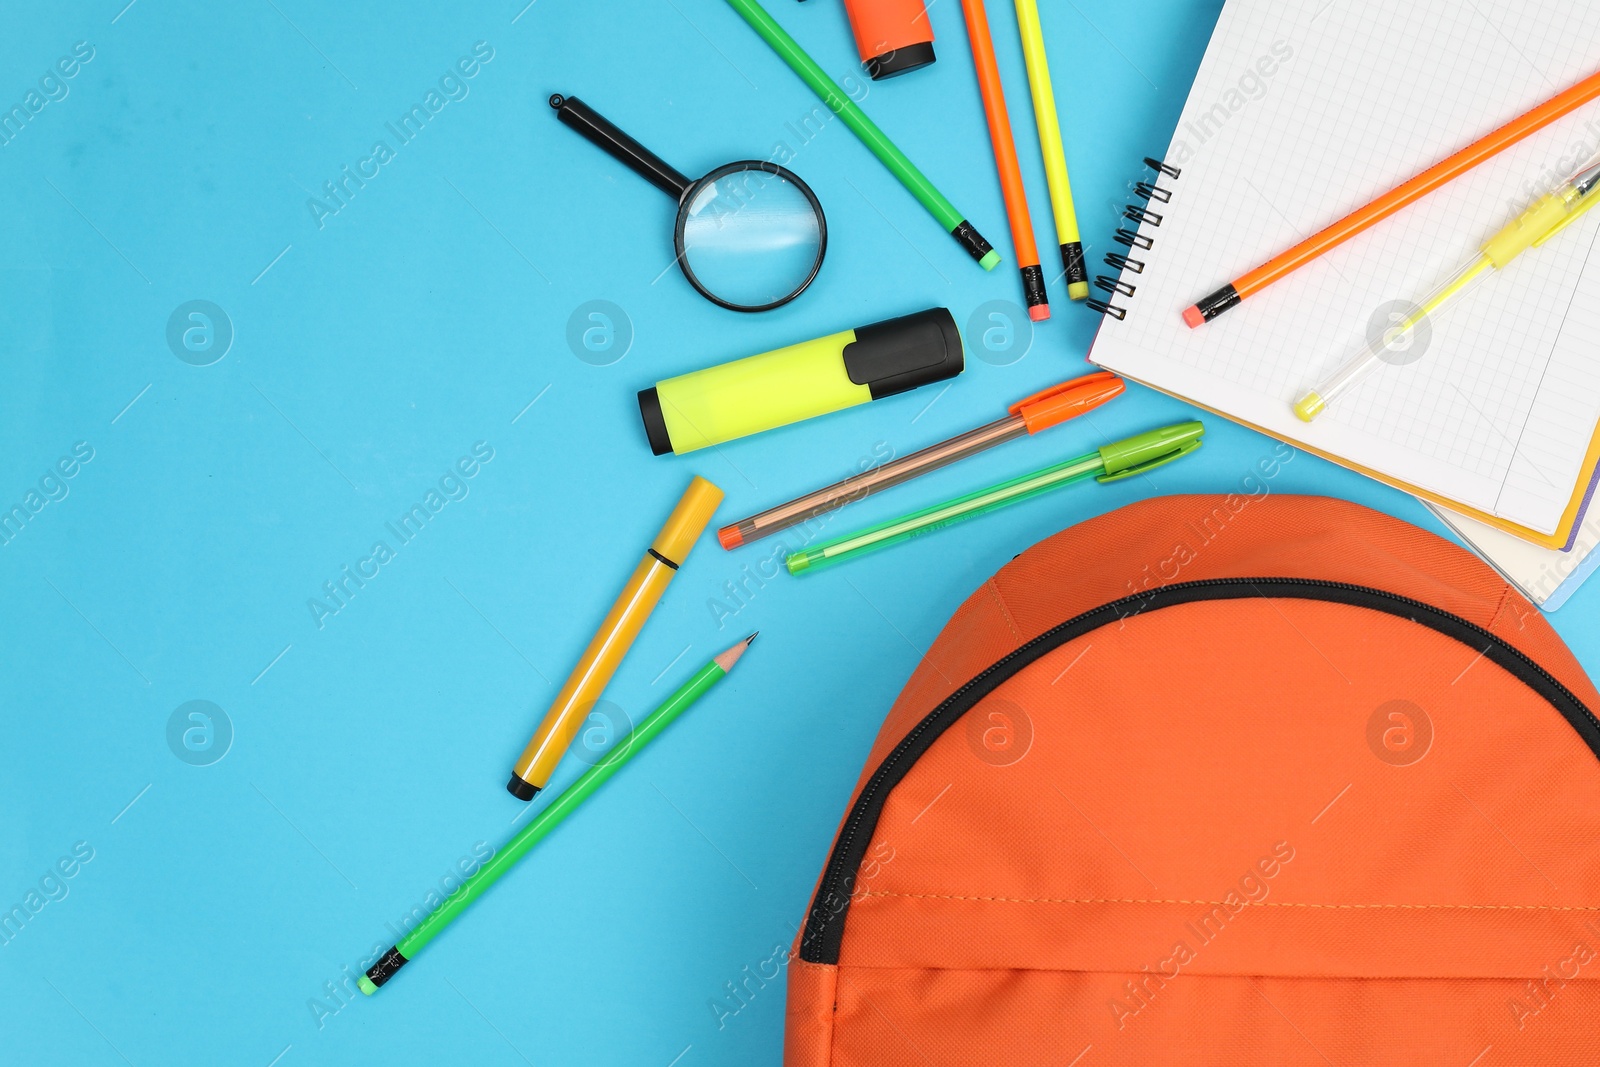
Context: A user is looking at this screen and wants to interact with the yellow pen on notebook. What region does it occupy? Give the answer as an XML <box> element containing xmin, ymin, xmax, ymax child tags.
<box><xmin>1294</xmin><ymin>152</ymin><xmax>1600</xmax><ymax>421</ymax></box>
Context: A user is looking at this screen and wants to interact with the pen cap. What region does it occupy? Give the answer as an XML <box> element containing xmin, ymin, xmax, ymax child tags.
<box><xmin>1097</xmin><ymin>421</ymin><xmax>1205</xmax><ymax>482</ymax></box>
<box><xmin>651</xmin><ymin>476</ymin><xmax>724</xmax><ymax>565</ymax></box>
<box><xmin>1009</xmin><ymin>371</ymin><xmax>1125</xmax><ymax>433</ymax></box>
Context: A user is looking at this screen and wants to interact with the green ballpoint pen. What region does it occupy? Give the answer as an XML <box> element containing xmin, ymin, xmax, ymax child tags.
<box><xmin>357</xmin><ymin>633</ymin><xmax>757</xmax><ymax>994</ymax></box>
<box><xmin>785</xmin><ymin>422</ymin><xmax>1204</xmax><ymax>574</ymax></box>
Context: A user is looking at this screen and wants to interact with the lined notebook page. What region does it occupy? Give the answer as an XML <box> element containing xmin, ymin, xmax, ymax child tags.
<box><xmin>1089</xmin><ymin>0</ymin><xmax>1600</xmax><ymax>535</ymax></box>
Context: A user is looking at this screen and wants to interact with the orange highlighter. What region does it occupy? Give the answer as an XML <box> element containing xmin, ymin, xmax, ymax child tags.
<box><xmin>718</xmin><ymin>371</ymin><xmax>1122</xmax><ymax>549</ymax></box>
<box><xmin>507</xmin><ymin>476</ymin><xmax>723</xmax><ymax>800</ymax></box>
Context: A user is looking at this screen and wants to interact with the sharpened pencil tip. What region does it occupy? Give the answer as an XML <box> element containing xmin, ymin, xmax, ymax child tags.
<box><xmin>715</xmin><ymin>633</ymin><xmax>758</xmax><ymax>672</ymax></box>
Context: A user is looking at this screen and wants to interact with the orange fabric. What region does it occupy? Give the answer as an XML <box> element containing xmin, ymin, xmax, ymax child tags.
<box><xmin>783</xmin><ymin>960</ymin><xmax>837</xmax><ymax>1067</ymax></box>
<box><xmin>787</xmin><ymin>496</ymin><xmax>1600</xmax><ymax>1065</ymax></box>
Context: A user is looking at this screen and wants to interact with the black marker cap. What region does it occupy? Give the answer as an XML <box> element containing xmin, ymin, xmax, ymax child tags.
<box><xmin>865</xmin><ymin>41</ymin><xmax>936</xmax><ymax>80</ymax></box>
<box><xmin>842</xmin><ymin>307</ymin><xmax>964</xmax><ymax>400</ymax></box>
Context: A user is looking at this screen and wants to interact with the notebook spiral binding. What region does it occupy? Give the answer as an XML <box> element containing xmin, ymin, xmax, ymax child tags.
<box><xmin>1087</xmin><ymin>157</ymin><xmax>1182</xmax><ymax>320</ymax></box>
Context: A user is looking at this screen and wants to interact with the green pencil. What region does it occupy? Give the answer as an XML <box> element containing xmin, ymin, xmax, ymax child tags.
<box><xmin>723</xmin><ymin>0</ymin><xmax>1002</xmax><ymax>271</ymax></box>
<box><xmin>358</xmin><ymin>633</ymin><xmax>758</xmax><ymax>994</ymax></box>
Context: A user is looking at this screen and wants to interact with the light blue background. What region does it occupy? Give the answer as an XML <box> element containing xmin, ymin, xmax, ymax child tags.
<box><xmin>2</xmin><ymin>1</ymin><xmax>1595</xmax><ymax>1065</ymax></box>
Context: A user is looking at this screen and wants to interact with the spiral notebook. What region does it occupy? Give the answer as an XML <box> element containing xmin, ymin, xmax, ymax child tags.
<box><xmin>1087</xmin><ymin>0</ymin><xmax>1600</xmax><ymax>547</ymax></box>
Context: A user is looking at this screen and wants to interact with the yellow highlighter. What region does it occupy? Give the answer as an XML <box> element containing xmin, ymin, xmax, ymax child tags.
<box><xmin>507</xmin><ymin>476</ymin><xmax>722</xmax><ymax>799</ymax></box>
<box><xmin>1295</xmin><ymin>152</ymin><xmax>1600</xmax><ymax>421</ymax></box>
<box><xmin>1013</xmin><ymin>0</ymin><xmax>1089</xmax><ymax>300</ymax></box>
<box><xmin>637</xmin><ymin>308</ymin><xmax>963</xmax><ymax>455</ymax></box>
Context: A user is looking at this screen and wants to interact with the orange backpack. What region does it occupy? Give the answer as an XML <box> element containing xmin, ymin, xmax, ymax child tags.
<box><xmin>785</xmin><ymin>495</ymin><xmax>1600</xmax><ymax>1066</ymax></box>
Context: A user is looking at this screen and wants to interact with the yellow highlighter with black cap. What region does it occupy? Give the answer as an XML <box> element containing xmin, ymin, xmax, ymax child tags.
<box><xmin>1294</xmin><ymin>151</ymin><xmax>1600</xmax><ymax>421</ymax></box>
<box><xmin>637</xmin><ymin>308</ymin><xmax>964</xmax><ymax>455</ymax></box>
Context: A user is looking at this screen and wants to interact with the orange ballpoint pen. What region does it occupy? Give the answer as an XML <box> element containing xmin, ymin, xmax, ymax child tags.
<box><xmin>717</xmin><ymin>371</ymin><xmax>1122</xmax><ymax>549</ymax></box>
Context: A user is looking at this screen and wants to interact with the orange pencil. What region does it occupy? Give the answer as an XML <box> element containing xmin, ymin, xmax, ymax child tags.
<box><xmin>961</xmin><ymin>0</ymin><xmax>1048</xmax><ymax>321</ymax></box>
<box><xmin>1185</xmin><ymin>65</ymin><xmax>1600</xmax><ymax>328</ymax></box>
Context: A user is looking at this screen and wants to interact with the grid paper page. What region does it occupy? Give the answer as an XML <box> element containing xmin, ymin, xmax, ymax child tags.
<box><xmin>1089</xmin><ymin>0</ymin><xmax>1600</xmax><ymax>535</ymax></box>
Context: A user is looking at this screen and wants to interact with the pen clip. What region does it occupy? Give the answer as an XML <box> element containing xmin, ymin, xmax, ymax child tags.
<box><xmin>1009</xmin><ymin>371</ymin><xmax>1124</xmax><ymax>433</ymax></box>
<box><xmin>1096</xmin><ymin>439</ymin><xmax>1202</xmax><ymax>483</ymax></box>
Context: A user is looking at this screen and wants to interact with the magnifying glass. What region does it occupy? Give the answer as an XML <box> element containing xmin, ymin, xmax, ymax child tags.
<box><xmin>551</xmin><ymin>94</ymin><xmax>827</xmax><ymax>312</ymax></box>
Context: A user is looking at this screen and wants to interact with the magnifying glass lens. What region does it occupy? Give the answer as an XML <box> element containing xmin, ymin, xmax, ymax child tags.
<box><xmin>679</xmin><ymin>166</ymin><xmax>825</xmax><ymax>311</ymax></box>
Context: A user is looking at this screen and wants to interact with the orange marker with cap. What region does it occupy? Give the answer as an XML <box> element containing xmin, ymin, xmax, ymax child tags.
<box><xmin>508</xmin><ymin>476</ymin><xmax>723</xmax><ymax>800</ymax></box>
<box><xmin>717</xmin><ymin>371</ymin><xmax>1122</xmax><ymax>549</ymax></box>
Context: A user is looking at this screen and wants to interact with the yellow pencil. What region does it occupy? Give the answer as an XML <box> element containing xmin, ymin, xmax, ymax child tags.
<box><xmin>1013</xmin><ymin>0</ymin><xmax>1088</xmax><ymax>300</ymax></box>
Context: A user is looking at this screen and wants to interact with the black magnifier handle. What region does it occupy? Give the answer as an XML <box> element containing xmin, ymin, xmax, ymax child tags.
<box><xmin>550</xmin><ymin>94</ymin><xmax>691</xmax><ymax>201</ymax></box>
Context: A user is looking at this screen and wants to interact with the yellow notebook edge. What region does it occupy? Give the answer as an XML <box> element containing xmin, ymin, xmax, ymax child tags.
<box><xmin>1092</xmin><ymin>368</ymin><xmax>1600</xmax><ymax>549</ymax></box>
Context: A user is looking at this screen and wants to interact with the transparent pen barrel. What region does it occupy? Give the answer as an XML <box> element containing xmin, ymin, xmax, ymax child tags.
<box><xmin>734</xmin><ymin>416</ymin><xmax>1026</xmax><ymax>543</ymax></box>
<box><xmin>1295</xmin><ymin>257</ymin><xmax>1491</xmax><ymax>420</ymax></box>
<box><xmin>786</xmin><ymin>451</ymin><xmax>1104</xmax><ymax>572</ymax></box>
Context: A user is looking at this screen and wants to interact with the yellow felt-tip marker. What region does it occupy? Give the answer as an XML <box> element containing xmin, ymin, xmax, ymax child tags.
<box><xmin>1294</xmin><ymin>152</ymin><xmax>1600</xmax><ymax>421</ymax></box>
<box><xmin>1014</xmin><ymin>0</ymin><xmax>1088</xmax><ymax>300</ymax></box>
<box><xmin>507</xmin><ymin>476</ymin><xmax>722</xmax><ymax>799</ymax></box>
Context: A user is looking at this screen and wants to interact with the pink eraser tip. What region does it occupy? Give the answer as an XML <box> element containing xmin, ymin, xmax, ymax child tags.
<box><xmin>1028</xmin><ymin>304</ymin><xmax>1050</xmax><ymax>322</ymax></box>
<box><xmin>1182</xmin><ymin>305</ymin><xmax>1204</xmax><ymax>329</ymax></box>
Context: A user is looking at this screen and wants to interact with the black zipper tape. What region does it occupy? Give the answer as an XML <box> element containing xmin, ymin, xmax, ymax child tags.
<box><xmin>798</xmin><ymin>578</ymin><xmax>1600</xmax><ymax>965</ymax></box>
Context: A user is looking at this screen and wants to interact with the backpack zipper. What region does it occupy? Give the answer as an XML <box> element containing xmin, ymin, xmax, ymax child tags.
<box><xmin>798</xmin><ymin>577</ymin><xmax>1600</xmax><ymax>965</ymax></box>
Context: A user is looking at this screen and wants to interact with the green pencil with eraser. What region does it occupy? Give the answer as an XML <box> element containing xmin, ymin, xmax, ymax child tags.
<box><xmin>722</xmin><ymin>0</ymin><xmax>1003</xmax><ymax>271</ymax></box>
<box><xmin>356</xmin><ymin>634</ymin><xmax>757</xmax><ymax>994</ymax></box>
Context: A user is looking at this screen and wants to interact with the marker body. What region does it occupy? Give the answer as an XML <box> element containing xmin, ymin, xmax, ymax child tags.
<box><xmin>842</xmin><ymin>0</ymin><xmax>936</xmax><ymax>79</ymax></box>
<box><xmin>508</xmin><ymin>554</ymin><xmax>672</xmax><ymax>795</ymax></box>
<box><xmin>508</xmin><ymin>477</ymin><xmax>722</xmax><ymax>798</ymax></box>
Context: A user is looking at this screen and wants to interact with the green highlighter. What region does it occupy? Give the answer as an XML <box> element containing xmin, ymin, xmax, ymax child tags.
<box><xmin>786</xmin><ymin>421</ymin><xmax>1204</xmax><ymax>574</ymax></box>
